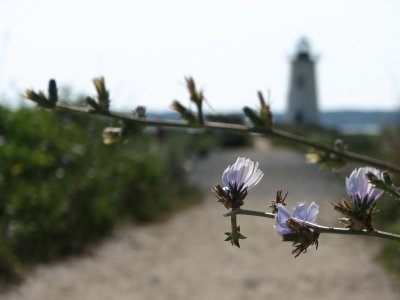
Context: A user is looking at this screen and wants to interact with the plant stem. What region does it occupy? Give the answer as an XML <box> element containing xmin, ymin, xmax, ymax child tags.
<box><xmin>50</xmin><ymin>102</ymin><xmax>400</xmax><ymax>174</ymax></box>
<box><xmin>230</xmin><ymin>215</ymin><xmax>239</xmax><ymax>247</ymax></box>
<box><xmin>224</xmin><ymin>208</ymin><xmax>400</xmax><ymax>242</ymax></box>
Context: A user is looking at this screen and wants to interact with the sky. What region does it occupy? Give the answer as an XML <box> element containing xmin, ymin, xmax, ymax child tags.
<box><xmin>0</xmin><ymin>0</ymin><xmax>400</xmax><ymax>113</ymax></box>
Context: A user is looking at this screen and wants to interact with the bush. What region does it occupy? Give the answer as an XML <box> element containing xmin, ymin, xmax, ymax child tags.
<box><xmin>0</xmin><ymin>105</ymin><xmax>202</xmax><ymax>278</ymax></box>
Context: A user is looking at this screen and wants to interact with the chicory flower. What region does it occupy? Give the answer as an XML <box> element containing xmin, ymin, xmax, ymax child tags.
<box><xmin>274</xmin><ymin>202</ymin><xmax>319</xmax><ymax>236</ymax></box>
<box><xmin>346</xmin><ymin>167</ymin><xmax>383</xmax><ymax>205</ymax></box>
<box><xmin>214</xmin><ymin>157</ymin><xmax>264</xmax><ymax>247</ymax></box>
<box><xmin>222</xmin><ymin>157</ymin><xmax>264</xmax><ymax>192</ymax></box>
<box><xmin>214</xmin><ymin>157</ymin><xmax>263</xmax><ymax>210</ymax></box>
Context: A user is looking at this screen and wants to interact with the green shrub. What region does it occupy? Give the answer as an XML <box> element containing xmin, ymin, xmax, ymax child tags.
<box><xmin>0</xmin><ymin>105</ymin><xmax>202</xmax><ymax>278</ymax></box>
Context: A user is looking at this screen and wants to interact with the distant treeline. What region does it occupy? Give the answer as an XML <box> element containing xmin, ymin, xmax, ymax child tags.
<box><xmin>152</xmin><ymin>110</ymin><xmax>400</xmax><ymax>134</ymax></box>
<box><xmin>276</xmin><ymin>110</ymin><xmax>400</xmax><ymax>134</ymax></box>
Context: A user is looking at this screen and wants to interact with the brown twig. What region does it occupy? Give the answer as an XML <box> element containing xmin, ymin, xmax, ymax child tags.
<box><xmin>50</xmin><ymin>102</ymin><xmax>400</xmax><ymax>174</ymax></box>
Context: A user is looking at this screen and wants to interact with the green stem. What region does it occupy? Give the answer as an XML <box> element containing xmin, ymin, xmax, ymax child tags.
<box><xmin>224</xmin><ymin>208</ymin><xmax>400</xmax><ymax>242</ymax></box>
<box><xmin>225</xmin><ymin>209</ymin><xmax>275</xmax><ymax>219</ymax></box>
<box><xmin>230</xmin><ymin>214</ymin><xmax>240</xmax><ymax>247</ymax></box>
<box><xmin>196</xmin><ymin>103</ymin><xmax>204</xmax><ymax>126</ymax></box>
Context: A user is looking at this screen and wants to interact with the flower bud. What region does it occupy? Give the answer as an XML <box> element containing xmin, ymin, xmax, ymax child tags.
<box><xmin>382</xmin><ymin>171</ymin><xmax>393</xmax><ymax>186</ymax></box>
<box><xmin>134</xmin><ymin>106</ymin><xmax>146</xmax><ymax>118</ymax></box>
<box><xmin>48</xmin><ymin>79</ymin><xmax>58</xmax><ymax>104</ymax></box>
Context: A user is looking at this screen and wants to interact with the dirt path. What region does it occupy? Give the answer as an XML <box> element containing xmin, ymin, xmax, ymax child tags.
<box><xmin>2</xmin><ymin>146</ymin><xmax>399</xmax><ymax>300</ymax></box>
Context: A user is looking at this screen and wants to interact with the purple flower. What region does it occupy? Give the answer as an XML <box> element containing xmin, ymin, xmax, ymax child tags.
<box><xmin>346</xmin><ymin>167</ymin><xmax>383</xmax><ymax>204</ymax></box>
<box><xmin>274</xmin><ymin>202</ymin><xmax>319</xmax><ymax>236</ymax></box>
<box><xmin>222</xmin><ymin>157</ymin><xmax>264</xmax><ymax>191</ymax></box>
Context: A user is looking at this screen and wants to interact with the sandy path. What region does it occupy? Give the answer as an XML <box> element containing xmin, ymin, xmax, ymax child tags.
<box><xmin>2</xmin><ymin>146</ymin><xmax>399</xmax><ymax>300</ymax></box>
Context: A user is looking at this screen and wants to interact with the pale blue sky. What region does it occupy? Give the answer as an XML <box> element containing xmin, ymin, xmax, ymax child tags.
<box><xmin>0</xmin><ymin>0</ymin><xmax>400</xmax><ymax>113</ymax></box>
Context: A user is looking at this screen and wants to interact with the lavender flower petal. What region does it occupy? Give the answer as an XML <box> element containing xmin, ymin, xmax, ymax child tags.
<box><xmin>346</xmin><ymin>167</ymin><xmax>383</xmax><ymax>204</ymax></box>
<box><xmin>305</xmin><ymin>202</ymin><xmax>319</xmax><ymax>223</ymax></box>
<box><xmin>221</xmin><ymin>157</ymin><xmax>264</xmax><ymax>191</ymax></box>
<box><xmin>274</xmin><ymin>204</ymin><xmax>293</xmax><ymax>236</ymax></box>
<box><xmin>274</xmin><ymin>202</ymin><xmax>319</xmax><ymax>236</ymax></box>
<box><xmin>293</xmin><ymin>202</ymin><xmax>307</xmax><ymax>220</ymax></box>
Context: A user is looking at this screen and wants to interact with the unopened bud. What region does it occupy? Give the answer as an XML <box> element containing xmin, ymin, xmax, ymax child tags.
<box><xmin>25</xmin><ymin>89</ymin><xmax>54</xmax><ymax>108</ymax></box>
<box><xmin>134</xmin><ymin>106</ymin><xmax>146</xmax><ymax>118</ymax></box>
<box><xmin>185</xmin><ymin>76</ymin><xmax>202</xmax><ymax>105</ymax></box>
<box><xmin>258</xmin><ymin>91</ymin><xmax>273</xmax><ymax>129</ymax></box>
<box><xmin>48</xmin><ymin>79</ymin><xmax>58</xmax><ymax>104</ymax></box>
<box><xmin>170</xmin><ymin>100</ymin><xmax>197</xmax><ymax>124</ymax></box>
<box><xmin>334</xmin><ymin>139</ymin><xmax>346</xmax><ymax>151</ymax></box>
<box><xmin>93</xmin><ymin>77</ymin><xmax>110</xmax><ymax>111</ymax></box>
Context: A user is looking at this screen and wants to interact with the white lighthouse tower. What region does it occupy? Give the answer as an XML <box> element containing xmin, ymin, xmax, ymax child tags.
<box><xmin>286</xmin><ymin>38</ymin><xmax>319</xmax><ymax>125</ymax></box>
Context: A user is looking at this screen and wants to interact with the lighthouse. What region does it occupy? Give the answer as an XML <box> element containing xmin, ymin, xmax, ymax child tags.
<box><xmin>286</xmin><ymin>38</ymin><xmax>319</xmax><ymax>125</ymax></box>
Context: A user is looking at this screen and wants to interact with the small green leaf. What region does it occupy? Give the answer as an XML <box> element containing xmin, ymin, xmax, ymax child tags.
<box><xmin>170</xmin><ymin>100</ymin><xmax>197</xmax><ymax>124</ymax></box>
<box><xmin>86</xmin><ymin>96</ymin><xmax>101</xmax><ymax>111</ymax></box>
<box><xmin>25</xmin><ymin>89</ymin><xmax>54</xmax><ymax>108</ymax></box>
<box><xmin>238</xmin><ymin>233</ymin><xmax>247</xmax><ymax>239</ymax></box>
<box><xmin>243</xmin><ymin>106</ymin><xmax>264</xmax><ymax>128</ymax></box>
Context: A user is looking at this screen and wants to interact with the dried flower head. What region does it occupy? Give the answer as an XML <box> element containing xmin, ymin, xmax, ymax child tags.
<box><xmin>269</xmin><ymin>190</ymin><xmax>288</xmax><ymax>213</ymax></box>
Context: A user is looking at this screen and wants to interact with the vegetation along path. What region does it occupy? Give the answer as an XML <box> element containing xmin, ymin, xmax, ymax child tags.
<box><xmin>2</xmin><ymin>145</ymin><xmax>399</xmax><ymax>300</ymax></box>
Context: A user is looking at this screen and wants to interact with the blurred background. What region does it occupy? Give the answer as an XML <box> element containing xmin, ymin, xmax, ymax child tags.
<box><xmin>0</xmin><ymin>0</ymin><xmax>399</xmax><ymax>299</ymax></box>
<box><xmin>1</xmin><ymin>0</ymin><xmax>400</xmax><ymax>113</ymax></box>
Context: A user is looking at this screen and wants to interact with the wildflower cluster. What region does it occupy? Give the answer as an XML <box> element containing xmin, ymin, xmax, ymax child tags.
<box><xmin>214</xmin><ymin>157</ymin><xmax>322</xmax><ymax>254</ymax></box>
<box><xmin>214</xmin><ymin>158</ymin><xmax>400</xmax><ymax>257</ymax></box>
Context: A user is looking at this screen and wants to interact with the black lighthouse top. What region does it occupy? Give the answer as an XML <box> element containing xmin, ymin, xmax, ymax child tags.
<box><xmin>294</xmin><ymin>38</ymin><xmax>314</xmax><ymax>61</ymax></box>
